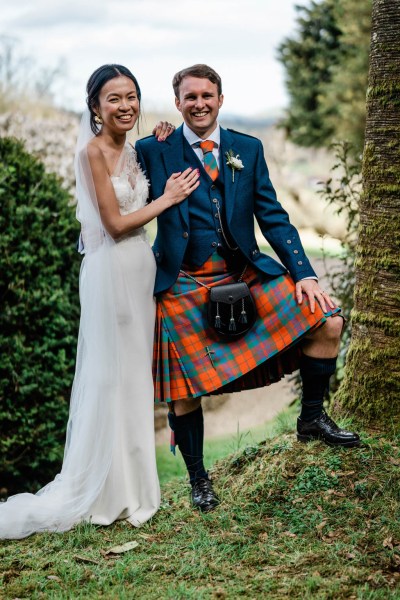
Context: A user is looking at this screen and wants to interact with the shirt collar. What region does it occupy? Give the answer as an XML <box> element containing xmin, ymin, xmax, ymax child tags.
<box><xmin>183</xmin><ymin>123</ymin><xmax>220</xmax><ymax>148</ymax></box>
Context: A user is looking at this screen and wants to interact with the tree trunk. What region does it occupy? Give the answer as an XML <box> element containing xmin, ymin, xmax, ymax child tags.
<box><xmin>335</xmin><ymin>0</ymin><xmax>400</xmax><ymax>424</ymax></box>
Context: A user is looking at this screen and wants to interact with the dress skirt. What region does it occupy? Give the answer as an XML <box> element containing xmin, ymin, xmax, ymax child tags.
<box><xmin>88</xmin><ymin>234</ymin><xmax>160</xmax><ymax>526</ymax></box>
<box><xmin>153</xmin><ymin>252</ymin><xmax>340</xmax><ymax>404</ymax></box>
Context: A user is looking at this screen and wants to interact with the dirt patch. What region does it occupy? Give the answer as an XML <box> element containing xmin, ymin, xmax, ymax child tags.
<box><xmin>155</xmin><ymin>377</ymin><xmax>295</xmax><ymax>445</ymax></box>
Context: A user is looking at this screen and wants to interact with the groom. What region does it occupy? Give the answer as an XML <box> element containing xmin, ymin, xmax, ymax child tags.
<box><xmin>135</xmin><ymin>64</ymin><xmax>360</xmax><ymax>512</ymax></box>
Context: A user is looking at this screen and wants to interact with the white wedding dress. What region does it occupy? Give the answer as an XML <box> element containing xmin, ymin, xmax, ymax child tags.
<box><xmin>0</xmin><ymin>140</ymin><xmax>160</xmax><ymax>539</ymax></box>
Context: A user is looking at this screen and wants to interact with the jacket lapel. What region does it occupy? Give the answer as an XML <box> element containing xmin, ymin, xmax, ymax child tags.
<box><xmin>160</xmin><ymin>126</ymin><xmax>242</xmax><ymax>228</ymax></box>
<box><xmin>160</xmin><ymin>125</ymin><xmax>189</xmax><ymax>227</ymax></box>
<box><xmin>219</xmin><ymin>127</ymin><xmax>241</xmax><ymax>224</ymax></box>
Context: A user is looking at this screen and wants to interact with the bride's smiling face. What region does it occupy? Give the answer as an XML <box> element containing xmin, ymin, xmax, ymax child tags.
<box><xmin>96</xmin><ymin>75</ymin><xmax>140</xmax><ymax>134</ymax></box>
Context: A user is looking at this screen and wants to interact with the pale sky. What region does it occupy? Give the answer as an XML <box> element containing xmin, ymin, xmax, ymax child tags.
<box><xmin>1</xmin><ymin>0</ymin><xmax>302</xmax><ymax>117</ymax></box>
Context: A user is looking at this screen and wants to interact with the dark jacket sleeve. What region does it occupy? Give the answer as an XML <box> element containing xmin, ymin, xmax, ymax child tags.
<box><xmin>252</xmin><ymin>139</ymin><xmax>316</xmax><ymax>281</ymax></box>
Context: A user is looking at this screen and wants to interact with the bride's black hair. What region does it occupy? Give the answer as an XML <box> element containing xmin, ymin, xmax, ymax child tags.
<box><xmin>86</xmin><ymin>64</ymin><xmax>142</xmax><ymax>135</ymax></box>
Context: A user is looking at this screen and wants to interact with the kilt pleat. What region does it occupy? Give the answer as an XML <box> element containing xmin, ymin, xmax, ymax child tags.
<box><xmin>153</xmin><ymin>253</ymin><xmax>340</xmax><ymax>404</ymax></box>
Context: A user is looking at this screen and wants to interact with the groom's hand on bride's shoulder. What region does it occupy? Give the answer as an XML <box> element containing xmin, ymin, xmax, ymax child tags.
<box><xmin>152</xmin><ymin>121</ymin><xmax>176</xmax><ymax>142</ymax></box>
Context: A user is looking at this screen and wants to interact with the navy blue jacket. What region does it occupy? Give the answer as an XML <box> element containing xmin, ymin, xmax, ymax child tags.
<box><xmin>135</xmin><ymin>125</ymin><xmax>316</xmax><ymax>295</ymax></box>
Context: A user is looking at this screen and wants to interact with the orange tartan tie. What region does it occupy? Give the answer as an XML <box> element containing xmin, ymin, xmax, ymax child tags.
<box><xmin>199</xmin><ymin>140</ymin><xmax>219</xmax><ymax>181</ymax></box>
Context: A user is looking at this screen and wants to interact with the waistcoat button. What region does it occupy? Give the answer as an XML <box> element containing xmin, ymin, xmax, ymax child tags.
<box><xmin>183</xmin><ymin>232</ymin><xmax>189</xmax><ymax>239</ymax></box>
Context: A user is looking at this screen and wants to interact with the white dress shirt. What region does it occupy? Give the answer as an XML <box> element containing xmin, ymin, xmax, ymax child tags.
<box><xmin>183</xmin><ymin>123</ymin><xmax>221</xmax><ymax>167</ymax></box>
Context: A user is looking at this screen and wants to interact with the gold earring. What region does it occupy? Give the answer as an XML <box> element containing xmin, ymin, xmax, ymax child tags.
<box><xmin>94</xmin><ymin>114</ymin><xmax>103</xmax><ymax>124</ymax></box>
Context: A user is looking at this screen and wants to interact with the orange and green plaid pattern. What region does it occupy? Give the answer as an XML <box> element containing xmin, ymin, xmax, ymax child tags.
<box><xmin>199</xmin><ymin>140</ymin><xmax>219</xmax><ymax>181</ymax></box>
<box><xmin>153</xmin><ymin>253</ymin><xmax>340</xmax><ymax>404</ymax></box>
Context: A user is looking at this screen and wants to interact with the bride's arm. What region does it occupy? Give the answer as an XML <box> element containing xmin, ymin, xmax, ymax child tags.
<box><xmin>87</xmin><ymin>144</ymin><xmax>199</xmax><ymax>240</ymax></box>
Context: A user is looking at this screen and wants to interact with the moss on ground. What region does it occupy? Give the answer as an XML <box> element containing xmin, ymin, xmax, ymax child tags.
<box><xmin>1</xmin><ymin>423</ymin><xmax>399</xmax><ymax>599</ymax></box>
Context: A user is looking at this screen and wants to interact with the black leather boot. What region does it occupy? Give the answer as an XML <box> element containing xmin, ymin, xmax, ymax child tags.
<box><xmin>170</xmin><ymin>407</ymin><xmax>220</xmax><ymax>511</ymax></box>
<box><xmin>191</xmin><ymin>478</ymin><xmax>220</xmax><ymax>512</ymax></box>
<box><xmin>297</xmin><ymin>410</ymin><xmax>360</xmax><ymax>447</ymax></box>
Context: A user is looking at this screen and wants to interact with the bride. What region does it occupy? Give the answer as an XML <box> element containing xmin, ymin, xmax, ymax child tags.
<box><xmin>0</xmin><ymin>64</ymin><xmax>199</xmax><ymax>539</ymax></box>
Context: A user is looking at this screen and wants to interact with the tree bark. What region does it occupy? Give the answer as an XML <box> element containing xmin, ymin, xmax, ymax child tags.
<box><xmin>335</xmin><ymin>0</ymin><xmax>400</xmax><ymax>423</ymax></box>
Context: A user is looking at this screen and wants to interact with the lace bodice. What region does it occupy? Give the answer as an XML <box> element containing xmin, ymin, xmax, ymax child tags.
<box><xmin>111</xmin><ymin>144</ymin><xmax>149</xmax><ymax>216</ymax></box>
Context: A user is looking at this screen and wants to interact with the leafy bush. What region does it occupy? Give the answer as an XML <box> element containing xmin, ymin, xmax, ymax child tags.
<box><xmin>318</xmin><ymin>141</ymin><xmax>360</xmax><ymax>389</ymax></box>
<box><xmin>289</xmin><ymin>142</ymin><xmax>360</xmax><ymax>401</ymax></box>
<box><xmin>0</xmin><ymin>136</ymin><xmax>81</xmax><ymax>495</ymax></box>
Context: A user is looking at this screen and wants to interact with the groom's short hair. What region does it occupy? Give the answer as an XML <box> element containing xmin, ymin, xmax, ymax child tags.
<box><xmin>172</xmin><ymin>64</ymin><xmax>222</xmax><ymax>98</ymax></box>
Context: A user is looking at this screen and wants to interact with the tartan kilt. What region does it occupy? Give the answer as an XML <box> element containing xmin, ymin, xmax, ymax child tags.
<box><xmin>153</xmin><ymin>252</ymin><xmax>340</xmax><ymax>404</ymax></box>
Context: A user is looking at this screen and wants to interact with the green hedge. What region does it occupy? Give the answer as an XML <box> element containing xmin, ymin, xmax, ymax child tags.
<box><xmin>0</xmin><ymin>136</ymin><xmax>81</xmax><ymax>495</ymax></box>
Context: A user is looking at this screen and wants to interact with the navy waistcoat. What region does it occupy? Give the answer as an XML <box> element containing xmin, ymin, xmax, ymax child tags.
<box><xmin>182</xmin><ymin>137</ymin><xmax>226</xmax><ymax>266</ymax></box>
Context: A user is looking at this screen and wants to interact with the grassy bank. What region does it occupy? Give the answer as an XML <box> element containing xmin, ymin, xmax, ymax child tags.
<box><xmin>156</xmin><ymin>408</ymin><xmax>297</xmax><ymax>485</ymax></box>
<box><xmin>1</xmin><ymin>417</ymin><xmax>399</xmax><ymax>599</ymax></box>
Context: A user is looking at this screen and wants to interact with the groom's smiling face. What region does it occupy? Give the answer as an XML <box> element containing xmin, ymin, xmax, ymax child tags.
<box><xmin>175</xmin><ymin>76</ymin><xmax>224</xmax><ymax>139</ymax></box>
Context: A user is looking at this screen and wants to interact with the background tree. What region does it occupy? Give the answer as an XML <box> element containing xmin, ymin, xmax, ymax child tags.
<box><xmin>278</xmin><ymin>0</ymin><xmax>371</xmax><ymax>155</ymax></box>
<box><xmin>334</xmin><ymin>0</ymin><xmax>400</xmax><ymax>423</ymax></box>
<box><xmin>0</xmin><ymin>137</ymin><xmax>80</xmax><ymax>495</ymax></box>
<box><xmin>321</xmin><ymin>0</ymin><xmax>372</xmax><ymax>153</ymax></box>
<box><xmin>277</xmin><ymin>0</ymin><xmax>342</xmax><ymax>148</ymax></box>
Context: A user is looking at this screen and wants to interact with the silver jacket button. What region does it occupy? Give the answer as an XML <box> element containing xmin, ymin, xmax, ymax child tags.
<box><xmin>183</xmin><ymin>232</ymin><xmax>189</xmax><ymax>239</ymax></box>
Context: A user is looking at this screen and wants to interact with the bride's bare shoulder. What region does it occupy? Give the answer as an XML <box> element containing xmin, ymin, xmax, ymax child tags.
<box><xmin>87</xmin><ymin>139</ymin><xmax>103</xmax><ymax>157</ymax></box>
<box><xmin>86</xmin><ymin>140</ymin><xmax>107</xmax><ymax>168</ymax></box>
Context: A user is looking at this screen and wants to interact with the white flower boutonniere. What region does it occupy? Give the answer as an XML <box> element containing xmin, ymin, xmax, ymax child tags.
<box><xmin>225</xmin><ymin>149</ymin><xmax>244</xmax><ymax>183</ymax></box>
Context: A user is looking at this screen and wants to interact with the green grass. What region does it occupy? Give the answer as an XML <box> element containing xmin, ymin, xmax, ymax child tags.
<box><xmin>1</xmin><ymin>413</ymin><xmax>400</xmax><ymax>599</ymax></box>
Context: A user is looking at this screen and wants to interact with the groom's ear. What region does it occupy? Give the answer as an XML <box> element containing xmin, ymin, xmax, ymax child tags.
<box><xmin>175</xmin><ymin>96</ymin><xmax>182</xmax><ymax>113</ymax></box>
<box><xmin>218</xmin><ymin>95</ymin><xmax>224</xmax><ymax>109</ymax></box>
